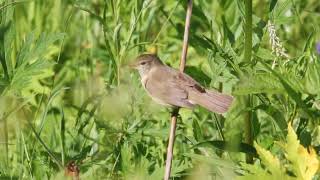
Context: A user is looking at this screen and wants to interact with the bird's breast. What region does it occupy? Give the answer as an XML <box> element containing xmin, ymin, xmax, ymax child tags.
<box><xmin>140</xmin><ymin>73</ymin><xmax>173</xmax><ymax>107</ymax></box>
<box><xmin>141</xmin><ymin>75</ymin><xmax>148</xmax><ymax>89</ymax></box>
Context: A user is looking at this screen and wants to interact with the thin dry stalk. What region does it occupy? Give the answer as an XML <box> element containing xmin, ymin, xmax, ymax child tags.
<box><xmin>179</xmin><ymin>0</ymin><xmax>193</xmax><ymax>72</ymax></box>
<box><xmin>164</xmin><ymin>0</ymin><xmax>193</xmax><ymax>180</ymax></box>
<box><xmin>164</xmin><ymin>109</ymin><xmax>179</xmax><ymax>180</ymax></box>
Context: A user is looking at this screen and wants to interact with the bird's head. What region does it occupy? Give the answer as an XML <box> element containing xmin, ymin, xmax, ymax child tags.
<box><xmin>130</xmin><ymin>54</ymin><xmax>163</xmax><ymax>77</ymax></box>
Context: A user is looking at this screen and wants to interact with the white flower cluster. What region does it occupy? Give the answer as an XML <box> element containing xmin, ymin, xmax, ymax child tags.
<box><xmin>267</xmin><ymin>21</ymin><xmax>289</xmax><ymax>68</ymax></box>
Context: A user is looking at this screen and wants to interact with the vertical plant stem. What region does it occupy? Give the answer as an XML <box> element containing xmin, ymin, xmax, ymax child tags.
<box><xmin>60</xmin><ymin>108</ymin><xmax>66</xmax><ymax>166</ymax></box>
<box><xmin>244</xmin><ymin>0</ymin><xmax>252</xmax><ymax>62</ymax></box>
<box><xmin>4</xmin><ymin>119</ymin><xmax>9</xmax><ymax>167</ymax></box>
<box><xmin>179</xmin><ymin>0</ymin><xmax>193</xmax><ymax>72</ymax></box>
<box><xmin>244</xmin><ymin>95</ymin><xmax>253</xmax><ymax>163</ymax></box>
<box><xmin>164</xmin><ymin>108</ymin><xmax>179</xmax><ymax>180</ymax></box>
<box><xmin>164</xmin><ymin>0</ymin><xmax>192</xmax><ymax>179</ymax></box>
<box><xmin>244</xmin><ymin>0</ymin><xmax>253</xmax><ymax>163</ymax></box>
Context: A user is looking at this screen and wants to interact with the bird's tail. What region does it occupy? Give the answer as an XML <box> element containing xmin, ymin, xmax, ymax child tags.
<box><xmin>188</xmin><ymin>89</ymin><xmax>233</xmax><ymax>114</ymax></box>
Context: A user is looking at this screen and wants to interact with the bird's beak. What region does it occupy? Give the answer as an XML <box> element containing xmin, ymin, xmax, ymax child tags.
<box><xmin>128</xmin><ymin>62</ymin><xmax>138</xmax><ymax>69</ymax></box>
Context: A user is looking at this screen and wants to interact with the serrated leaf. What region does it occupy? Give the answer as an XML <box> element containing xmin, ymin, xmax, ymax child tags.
<box><xmin>10</xmin><ymin>59</ymin><xmax>54</xmax><ymax>91</ymax></box>
<box><xmin>234</xmin><ymin>73</ymin><xmax>285</xmax><ymax>95</ymax></box>
<box><xmin>256</xmin><ymin>48</ymin><xmax>276</xmax><ymax>60</ymax></box>
<box><xmin>7</xmin><ymin>32</ymin><xmax>63</xmax><ymax>92</ymax></box>
<box><xmin>254</xmin><ymin>142</ymin><xmax>283</xmax><ymax>177</ymax></box>
<box><xmin>254</xmin><ymin>104</ymin><xmax>287</xmax><ymax>136</ymax></box>
<box><xmin>192</xmin><ymin>140</ymin><xmax>257</xmax><ymax>156</ymax></box>
<box><xmin>304</xmin><ymin>61</ymin><xmax>320</xmax><ymax>95</ymax></box>
<box><xmin>239</xmin><ymin>124</ymin><xmax>319</xmax><ymax>180</ymax></box>
<box><xmin>184</xmin><ymin>66</ymin><xmax>211</xmax><ymax>86</ymax></box>
<box><xmin>261</xmin><ymin>62</ymin><xmax>307</xmax><ymax>107</ymax></box>
<box><xmin>16</xmin><ymin>32</ymin><xmax>35</xmax><ymax>67</ymax></box>
<box><xmin>273</xmin><ymin>0</ymin><xmax>291</xmax><ymax>19</ymax></box>
<box><xmin>285</xmin><ymin>124</ymin><xmax>319</xmax><ymax>180</ymax></box>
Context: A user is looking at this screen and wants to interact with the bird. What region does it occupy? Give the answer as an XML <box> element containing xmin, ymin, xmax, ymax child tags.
<box><xmin>131</xmin><ymin>54</ymin><xmax>233</xmax><ymax>114</ymax></box>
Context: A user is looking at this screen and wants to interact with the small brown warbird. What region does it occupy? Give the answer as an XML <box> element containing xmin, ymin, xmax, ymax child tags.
<box><xmin>131</xmin><ymin>54</ymin><xmax>233</xmax><ymax>114</ymax></box>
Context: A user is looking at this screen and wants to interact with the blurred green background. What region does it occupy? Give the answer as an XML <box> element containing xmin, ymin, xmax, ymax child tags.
<box><xmin>0</xmin><ymin>0</ymin><xmax>320</xmax><ymax>179</ymax></box>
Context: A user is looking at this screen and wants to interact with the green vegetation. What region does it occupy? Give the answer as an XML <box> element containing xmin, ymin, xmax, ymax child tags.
<box><xmin>0</xmin><ymin>0</ymin><xmax>320</xmax><ymax>179</ymax></box>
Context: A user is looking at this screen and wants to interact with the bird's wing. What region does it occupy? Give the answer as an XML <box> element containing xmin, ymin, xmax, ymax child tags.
<box><xmin>173</xmin><ymin>68</ymin><xmax>234</xmax><ymax>114</ymax></box>
<box><xmin>173</xmin><ymin>71</ymin><xmax>205</xmax><ymax>93</ymax></box>
<box><xmin>144</xmin><ymin>66</ymin><xmax>195</xmax><ymax>108</ymax></box>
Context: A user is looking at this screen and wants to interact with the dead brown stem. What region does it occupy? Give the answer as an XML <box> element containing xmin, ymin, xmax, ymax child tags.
<box><xmin>164</xmin><ymin>0</ymin><xmax>193</xmax><ymax>179</ymax></box>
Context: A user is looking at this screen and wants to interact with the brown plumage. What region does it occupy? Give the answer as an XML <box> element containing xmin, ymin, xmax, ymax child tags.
<box><xmin>132</xmin><ymin>54</ymin><xmax>233</xmax><ymax>114</ymax></box>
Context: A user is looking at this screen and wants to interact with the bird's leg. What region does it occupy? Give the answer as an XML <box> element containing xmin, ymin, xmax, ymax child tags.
<box><xmin>170</xmin><ymin>107</ymin><xmax>179</xmax><ymax>117</ymax></box>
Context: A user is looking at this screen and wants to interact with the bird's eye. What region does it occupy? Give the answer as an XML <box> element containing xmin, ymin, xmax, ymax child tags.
<box><xmin>140</xmin><ymin>62</ymin><xmax>146</xmax><ymax>65</ymax></box>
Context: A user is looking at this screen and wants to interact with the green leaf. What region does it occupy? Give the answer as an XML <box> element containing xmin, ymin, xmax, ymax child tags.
<box><xmin>15</xmin><ymin>32</ymin><xmax>35</xmax><ymax>67</ymax></box>
<box><xmin>10</xmin><ymin>59</ymin><xmax>54</xmax><ymax>91</ymax></box>
<box><xmin>261</xmin><ymin>62</ymin><xmax>305</xmax><ymax>107</ymax></box>
<box><xmin>303</xmin><ymin>32</ymin><xmax>314</xmax><ymax>53</ymax></box>
<box><xmin>184</xmin><ymin>153</ymin><xmax>237</xmax><ymax>179</ymax></box>
<box><xmin>113</xmin><ymin>23</ymin><xmax>122</xmax><ymax>54</ymax></box>
<box><xmin>192</xmin><ymin>140</ymin><xmax>257</xmax><ymax>156</ymax></box>
<box><xmin>222</xmin><ymin>16</ymin><xmax>235</xmax><ymax>45</ymax></box>
<box><xmin>239</xmin><ymin>124</ymin><xmax>319</xmax><ymax>180</ymax></box>
<box><xmin>273</xmin><ymin>0</ymin><xmax>291</xmax><ymax>19</ymax></box>
<box><xmin>234</xmin><ymin>73</ymin><xmax>285</xmax><ymax>95</ymax></box>
<box><xmin>255</xmin><ymin>47</ymin><xmax>276</xmax><ymax>60</ymax></box>
<box><xmin>254</xmin><ymin>104</ymin><xmax>287</xmax><ymax>135</ymax></box>
<box><xmin>252</xmin><ymin>110</ymin><xmax>260</xmax><ymax>139</ymax></box>
<box><xmin>0</xmin><ymin>23</ymin><xmax>12</xmax><ymax>81</ymax></box>
<box><xmin>7</xmin><ymin>32</ymin><xmax>64</xmax><ymax>92</ymax></box>
<box><xmin>192</xmin><ymin>118</ymin><xmax>203</xmax><ymax>142</ymax></box>
<box><xmin>2</xmin><ymin>7</ymin><xmax>15</xmax><ymax>79</ymax></box>
<box><xmin>236</xmin><ymin>0</ymin><xmax>245</xmax><ymax>17</ymax></box>
<box><xmin>185</xmin><ymin>152</ymin><xmax>237</xmax><ymax>167</ymax></box>
<box><xmin>254</xmin><ymin>142</ymin><xmax>284</xmax><ymax>178</ymax></box>
<box><xmin>304</xmin><ymin>61</ymin><xmax>320</xmax><ymax>95</ymax></box>
<box><xmin>269</xmin><ymin>0</ymin><xmax>278</xmax><ymax>12</ymax></box>
<box><xmin>299</xmin><ymin>129</ymin><xmax>311</xmax><ymax>147</ymax></box>
<box><xmin>285</xmin><ymin>124</ymin><xmax>319</xmax><ymax>180</ymax></box>
<box><xmin>184</xmin><ymin>66</ymin><xmax>211</xmax><ymax>86</ymax></box>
